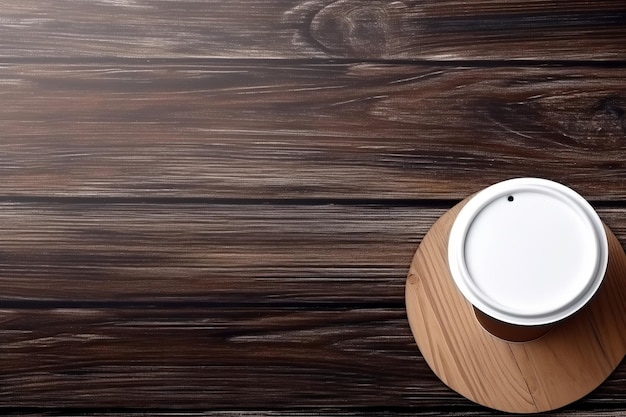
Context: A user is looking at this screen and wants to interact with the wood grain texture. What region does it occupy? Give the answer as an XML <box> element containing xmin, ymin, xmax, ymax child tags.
<box><xmin>7</xmin><ymin>412</ymin><xmax>626</xmax><ymax>417</ymax></box>
<box><xmin>0</xmin><ymin>0</ymin><xmax>625</xmax><ymax>414</ymax></box>
<box><xmin>0</xmin><ymin>203</ymin><xmax>623</xmax><ymax>303</ymax></box>
<box><xmin>6</xmin><ymin>412</ymin><xmax>626</xmax><ymax>417</ymax></box>
<box><xmin>0</xmin><ymin>306</ymin><xmax>623</xmax><ymax>410</ymax></box>
<box><xmin>0</xmin><ymin>62</ymin><xmax>625</xmax><ymax>199</ymax></box>
<box><xmin>0</xmin><ymin>1</ymin><xmax>624</xmax><ymax>59</ymax></box>
<box><xmin>0</xmin><ymin>202</ymin><xmax>622</xmax><ymax>411</ymax></box>
<box><xmin>0</xmin><ymin>202</ymin><xmax>433</xmax><ymax>303</ymax></box>
<box><xmin>0</xmin><ymin>307</ymin><xmax>420</xmax><ymax>408</ymax></box>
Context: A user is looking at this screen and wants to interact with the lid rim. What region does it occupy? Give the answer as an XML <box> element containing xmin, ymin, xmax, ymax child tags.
<box><xmin>448</xmin><ymin>178</ymin><xmax>608</xmax><ymax>326</ymax></box>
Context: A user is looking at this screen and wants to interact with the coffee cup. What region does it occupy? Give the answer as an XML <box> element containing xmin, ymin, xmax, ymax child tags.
<box><xmin>448</xmin><ymin>178</ymin><xmax>608</xmax><ymax>341</ymax></box>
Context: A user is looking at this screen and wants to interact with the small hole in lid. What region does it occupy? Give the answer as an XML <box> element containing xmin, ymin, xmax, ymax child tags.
<box><xmin>507</xmin><ymin>195</ymin><xmax>514</xmax><ymax>202</ymax></box>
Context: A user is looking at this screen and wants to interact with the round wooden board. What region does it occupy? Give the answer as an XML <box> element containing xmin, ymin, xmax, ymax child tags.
<box><xmin>405</xmin><ymin>199</ymin><xmax>626</xmax><ymax>413</ymax></box>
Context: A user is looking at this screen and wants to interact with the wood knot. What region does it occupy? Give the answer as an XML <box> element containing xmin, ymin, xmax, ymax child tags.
<box><xmin>511</xmin><ymin>93</ymin><xmax>626</xmax><ymax>151</ymax></box>
<box><xmin>588</xmin><ymin>97</ymin><xmax>626</xmax><ymax>145</ymax></box>
<box><xmin>311</xmin><ymin>1</ymin><xmax>402</xmax><ymax>57</ymax></box>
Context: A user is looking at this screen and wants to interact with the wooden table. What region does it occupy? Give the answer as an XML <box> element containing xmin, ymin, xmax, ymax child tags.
<box><xmin>0</xmin><ymin>1</ymin><xmax>625</xmax><ymax>415</ymax></box>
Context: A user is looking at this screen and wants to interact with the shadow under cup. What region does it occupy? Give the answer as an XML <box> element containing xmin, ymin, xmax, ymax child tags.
<box><xmin>448</xmin><ymin>178</ymin><xmax>608</xmax><ymax>342</ymax></box>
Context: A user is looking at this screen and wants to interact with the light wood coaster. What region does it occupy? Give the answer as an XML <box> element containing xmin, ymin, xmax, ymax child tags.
<box><xmin>405</xmin><ymin>199</ymin><xmax>626</xmax><ymax>413</ymax></box>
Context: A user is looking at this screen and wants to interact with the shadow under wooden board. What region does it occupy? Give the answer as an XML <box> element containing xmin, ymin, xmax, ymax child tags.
<box><xmin>406</xmin><ymin>199</ymin><xmax>626</xmax><ymax>413</ymax></box>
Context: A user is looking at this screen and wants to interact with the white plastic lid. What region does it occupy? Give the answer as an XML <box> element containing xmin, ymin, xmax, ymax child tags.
<box><xmin>448</xmin><ymin>178</ymin><xmax>608</xmax><ymax>326</ymax></box>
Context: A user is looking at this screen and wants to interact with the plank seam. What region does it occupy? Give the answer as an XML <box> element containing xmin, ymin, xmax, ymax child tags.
<box><xmin>0</xmin><ymin>57</ymin><xmax>625</xmax><ymax>68</ymax></box>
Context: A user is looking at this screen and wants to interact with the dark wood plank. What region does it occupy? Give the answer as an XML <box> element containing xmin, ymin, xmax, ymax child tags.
<box><xmin>0</xmin><ymin>307</ymin><xmax>624</xmax><ymax>409</ymax></box>
<box><xmin>0</xmin><ymin>1</ymin><xmax>625</xmax><ymax>59</ymax></box>
<box><xmin>0</xmin><ymin>203</ymin><xmax>623</xmax><ymax>303</ymax></box>
<box><xmin>5</xmin><ymin>412</ymin><xmax>626</xmax><ymax>417</ymax></box>
<box><xmin>0</xmin><ymin>307</ymin><xmax>442</xmax><ymax>408</ymax></box>
<box><xmin>1</xmin><ymin>62</ymin><xmax>625</xmax><ymax>199</ymax></box>
<box><xmin>0</xmin><ymin>202</ymin><xmax>430</xmax><ymax>303</ymax></box>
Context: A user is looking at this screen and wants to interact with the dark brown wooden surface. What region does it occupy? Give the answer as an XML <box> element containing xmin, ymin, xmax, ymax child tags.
<box><xmin>0</xmin><ymin>1</ymin><xmax>625</xmax><ymax>415</ymax></box>
<box><xmin>1</xmin><ymin>1</ymin><xmax>625</xmax><ymax>59</ymax></box>
<box><xmin>1</xmin><ymin>62</ymin><xmax>626</xmax><ymax>199</ymax></box>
